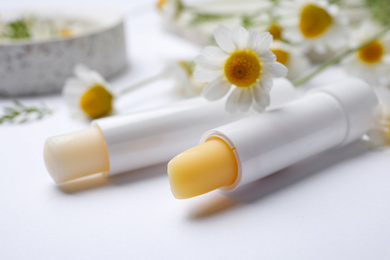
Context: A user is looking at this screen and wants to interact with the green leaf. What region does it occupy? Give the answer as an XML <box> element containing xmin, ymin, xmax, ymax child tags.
<box><xmin>13</xmin><ymin>100</ymin><xmax>24</xmax><ymax>107</ymax></box>
<box><xmin>2</xmin><ymin>19</ymin><xmax>31</xmax><ymax>39</ymax></box>
<box><xmin>0</xmin><ymin>100</ymin><xmax>52</xmax><ymax>124</ymax></box>
<box><xmin>365</xmin><ymin>0</ymin><xmax>390</xmax><ymax>27</ymax></box>
<box><xmin>189</xmin><ymin>12</ymin><xmax>234</xmax><ymax>26</ymax></box>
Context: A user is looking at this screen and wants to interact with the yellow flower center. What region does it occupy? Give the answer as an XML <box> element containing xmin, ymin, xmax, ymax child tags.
<box><xmin>224</xmin><ymin>50</ymin><xmax>261</xmax><ymax>87</ymax></box>
<box><xmin>268</xmin><ymin>23</ymin><xmax>282</xmax><ymax>41</ymax></box>
<box><xmin>156</xmin><ymin>0</ymin><xmax>167</xmax><ymax>11</ymax></box>
<box><xmin>60</xmin><ymin>29</ymin><xmax>73</xmax><ymax>37</ymax></box>
<box><xmin>357</xmin><ymin>40</ymin><xmax>384</xmax><ymax>64</ymax></box>
<box><xmin>299</xmin><ymin>4</ymin><xmax>332</xmax><ymax>39</ymax></box>
<box><xmin>79</xmin><ymin>84</ymin><xmax>113</xmax><ymax>119</ymax></box>
<box><xmin>270</xmin><ymin>48</ymin><xmax>289</xmax><ymax>66</ymax></box>
<box><xmin>177</xmin><ymin>60</ymin><xmax>194</xmax><ymax>76</ymax></box>
<box><xmin>388</xmin><ymin>123</ymin><xmax>390</xmax><ymax>139</ymax></box>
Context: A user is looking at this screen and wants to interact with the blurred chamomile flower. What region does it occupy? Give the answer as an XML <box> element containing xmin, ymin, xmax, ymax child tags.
<box><xmin>63</xmin><ymin>60</ymin><xmax>204</xmax><ymax>120</ymax></box>
<box><xmin>194</xmin><ymin>25</ymin><xmax>287</xmax><ymax>113</ymax></box>
<box><xmin>265</xmin><ymin>22</ymin><xmax>283</xmax><ymax>42</ymax></box>
<box><xmin>365</xmin><ymin>108</ymin><xmax>390</xmax><ymax>148</ymax></box>
<box><xmin>156</xmin><ymin>0</ymin><xmax>184</xmax><ymax>21</ymax></box>
<box><xmin>270</xmin><ymin>40</ymin><xmax>310</xmax><ymax>80</ymax></box>
<box><xmin>252</xmin><ymin>13</ymin><xmax>285</xmax><ymax>42</ymax></box>
<box><xmin>63</xmin><ymin>65</ymin><xmax>114</xmax><ymax>119</ymax></box>
<box><xmin>276</xmin><ymin>0</ymin><xmax>349</xmax><ymax>54</ymax></box>
<box><xmin>365</xmin><ymin>86</ymin><xmax>390</xmax><ymax>148</ymax></box>
<box><xmin>163</xmin><ymin>60</ymin><xmax>204</xmax><ymax>96</ymax></box>
<box><xmin>342</xmin><ymin>21</ymin><xmax>390</xmax><ymax>86</ymax></box>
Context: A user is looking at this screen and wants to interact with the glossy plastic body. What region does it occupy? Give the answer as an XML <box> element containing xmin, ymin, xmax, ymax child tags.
<box><xmin>201</xmin><ymin>79</ymin><xmax>378</xmax><ymax>191</ymax></box>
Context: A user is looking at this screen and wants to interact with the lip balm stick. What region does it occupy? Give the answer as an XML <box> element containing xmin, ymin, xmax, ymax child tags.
<box><xmin>168</xmin><ymin>79</ymin><xmax>378</xmax><ymax>199</ymax></box>
<box><xmin>44</xmin><ymin>78</ymin><xmax>296</xmax><ymax>184</ymax></box>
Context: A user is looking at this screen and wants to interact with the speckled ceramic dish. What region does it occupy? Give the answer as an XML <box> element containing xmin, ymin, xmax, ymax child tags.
<box><xmin>0</xmin><ymin>6</ymin><xmax>127</xmax><ymax>96</ymax></box>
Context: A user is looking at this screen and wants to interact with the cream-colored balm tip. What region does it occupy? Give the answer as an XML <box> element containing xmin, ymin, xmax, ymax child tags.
<box><xmin>167</xmin><ymin>138</ymin><xmax>238</xmax><ymax>199</ymax></box>
<box><xmin>43</xmin><ymin>126</ymin><xmax>109</xmax><ymax>184</ymax></box>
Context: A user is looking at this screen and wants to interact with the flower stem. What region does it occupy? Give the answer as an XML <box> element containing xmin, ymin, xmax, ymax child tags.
<box><xmin>292</xmin><ymin>50</ymin><xmax>353</xmax><ymax>86</ymax></box>
<box><xmin>116</xmin><ymin>73</ymin><xmax>164</xmax><ymax>97</ymax></box>
<box><xmin>293</xmin><ymin>27</ymin><xmax>390</xmax><ymax>87</ymax></box>
<box><xmin>188</xmin><ymin>12</ymin><xmax>236</xmax><ymax>26</ymax></box>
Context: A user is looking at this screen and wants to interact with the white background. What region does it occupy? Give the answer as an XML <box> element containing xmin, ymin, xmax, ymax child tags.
<box><xmin>1</xmin><ymin>0</ymin><xmax>390</xmax><ymax>259</ymax></box>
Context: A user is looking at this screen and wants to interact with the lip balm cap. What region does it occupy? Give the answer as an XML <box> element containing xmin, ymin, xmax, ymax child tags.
<box><xmin>309</xmin><ymin>78</ymin><xmax>378</xmax><ymax>145</ymax></box>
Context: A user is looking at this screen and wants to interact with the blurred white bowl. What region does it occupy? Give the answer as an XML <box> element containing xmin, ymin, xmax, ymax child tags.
<box><xmin>0</xmin><ymin>6</ymin><xmax>128</xmax><ymax>96</ymax></box>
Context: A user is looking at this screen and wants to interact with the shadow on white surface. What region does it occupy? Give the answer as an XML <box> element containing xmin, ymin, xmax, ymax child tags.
<box><xmin>57</xmin><ymin>162</ymin><xmax>167</xmax><ymax>193</ymax></box>
<box><xmin>189</xmin><ymin>140</ymin><xmax>370</xmax><ymax>220</ymax></box>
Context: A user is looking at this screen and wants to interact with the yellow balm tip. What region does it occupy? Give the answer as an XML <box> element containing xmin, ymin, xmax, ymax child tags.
<box><xmin>44</xmin><ymin>126</ymin><xmax>109</xmax><ymax>183</ymax></box>
<box><xmin>167</xmin><ymin>138</ymin><xmax>238</xmax><ymax>199</ymax></box>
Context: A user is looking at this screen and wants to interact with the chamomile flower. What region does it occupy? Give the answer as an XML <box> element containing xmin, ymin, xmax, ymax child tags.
<box><xmin>365</xmin><ymin>108</ymin><xmax>390</xmax><ymax>148</ymax></box>
<box><xmin>253</xmin><ymin>14</ymin><xmax>285</xmax><ymax>42</ymax></box>
<box><xmin>364</xmin><ymin>86</ymin><xmax>390</xmax><ymax>148</ymax></box>
<box><xmin>163</xmin><ymin>60</ymin><xmax>204</xmax><ymax>96</ymax></box>
<box><xmin>277</xmin><ymin>0</ymin><xmax>349</xmax><ymax>54</ymax></box>
<box><xmin>156</xmin><ymin>0</ymin><xmax>184</xmax><ymax>21</ymax></box>
<box><xmin>270</xmin><ymin>40</ymin><xmax>310</xmax><ymax>80</ymax></box>
<box><xmin>342</xmin><ymin>22</ymin><xmax>390</xmax><ymax>86</ymax></box>
<box><xmin>194</xmin><ymin>25</ymin><xmax>287</xmax><ymax>113</ymax></box>
<box><xmin>63</xmin><ymin>65</ymin><xmax>114</xmax><ymax>119</ymax></box>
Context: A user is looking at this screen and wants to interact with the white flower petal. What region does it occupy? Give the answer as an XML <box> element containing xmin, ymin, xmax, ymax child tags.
<box><xmin>225</xmin><ymin>88</ymin><xmax>241</xmax><ymax>113</ymax></box>
<box><xmin>232</xmin><ymin>27</ymin><xmax>249</xmax><ymax>50</ymax></box>
<box><xmin>376</xmin><ymin>87</ymin><xmax>390</xmax><ymax>106</ymax></box>
<box><xmin>195</xmin><ymin>56</ymin><xmax>222</xmax><ymax>70</ymax></box>
<box><xmin>214</xmin><ymin>25</ymin><xmax>235</xmax><ymax>53</ymax></box>
<box><xmin>74</xmin><ymin>64</ymin><xmax>89</xmax><ymax>77</ymax></box>
<box><xmin>252</xmin><ymin>83</ymin><xmax>270</xmax><ymax>111</ymax></box>
<box><xmin>366</xmin><ymin>128</ymin><xmax>388</xmax><ymax>148</ymax></box>
<box><xmin>193</xmin><ymin>68</ymin><xmax>222</xmax><ymax>82</ymax></box>
<box><xmin>383</xmin><ymin>54</ymin><xmax>390</xmax><ymax>64</ymax></box>
<box><xmin>239</xmin><ymin>88</ymin><xmax>252</xmax><ymax>112</ymax></box>
<box><xmin>256</xmin><ymin>32</ymin><xmax>273</xmax><ymax>50</ymax></box>
<box><xmin>87</xmin><ymin>71</ymin><xmax>106</xmax><ymax>85</ymax></box>
<box><xmin>200</xmin><ymin>46</ymin><xmax>228</xmax><ymax>60</ymax></box>
<box><xmin>259</xmin><ymin>73</ymin><xmax>273</xmax><ymax>92</ymax></box>
<box><xmin>253</xmin><ymin>94</ymin><xmax>270</xmax><ymax>112</ymax></box>
<box><xmin>248</xmin><ymin>29</ymin><xmax>261</xmax><ymax>51</ymax></box>
<box><xmin>258</xmin><ymin>49</ymin><xmax>276</xmax><ymax>63</ymax></box>
<box><xmin>195</xmin><ymin>46</ymin><xmax>227</xmax><ymax>70</ymax></box>
<box><xmin>251</xmin><ymin>83</ymin><xmax>262</xmax><ymax>104</ymax></box>
<box><xmin>287</xmin><ymin>50</ymin><xmax>310</xmax><ymax>79</ymax></box>
<box><xmin>263</xmin><ymin>62</ymin><xmax>288</xmax><ymax>77</ymax></box>
<box><xmin>201</xmin><ymin>77</ymin><xmax>231</xmax><ymax>100</ymax></box>
<box><xmin>163</xmin><ymin>62</ymin><xmax>196</xmax><ymax>97</ymax></box>
<box><xmin>74</xmin><ymin>64</ymin><xmax>105</xmax><ymax>85</ymax></box>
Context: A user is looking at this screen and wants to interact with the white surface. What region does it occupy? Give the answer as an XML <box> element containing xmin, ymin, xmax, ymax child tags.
<box><xmin>1</xmin><ymin>1</ymin><xmax>390</xmax><ymax>260</ymax></box>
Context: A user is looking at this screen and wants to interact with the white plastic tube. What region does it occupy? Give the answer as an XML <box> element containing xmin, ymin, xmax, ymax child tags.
<box><xmin>44</xmin><ymin>78</ymin><xmax>296</xmax><ymax>183</ymax></box>
<box><xmin>95</xmin><ymin>95</ymin><xmax>246</xmax><ymax>176</ymax></box>
<box><xmin>95</xmin><ymin>79</ymin><xmax>296</xmax><ymax>176</ymax></box>
<box><xmin>200</xmin><ymin>78</ymin><xmax>378</xmax><ymax>191</ymax></box>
